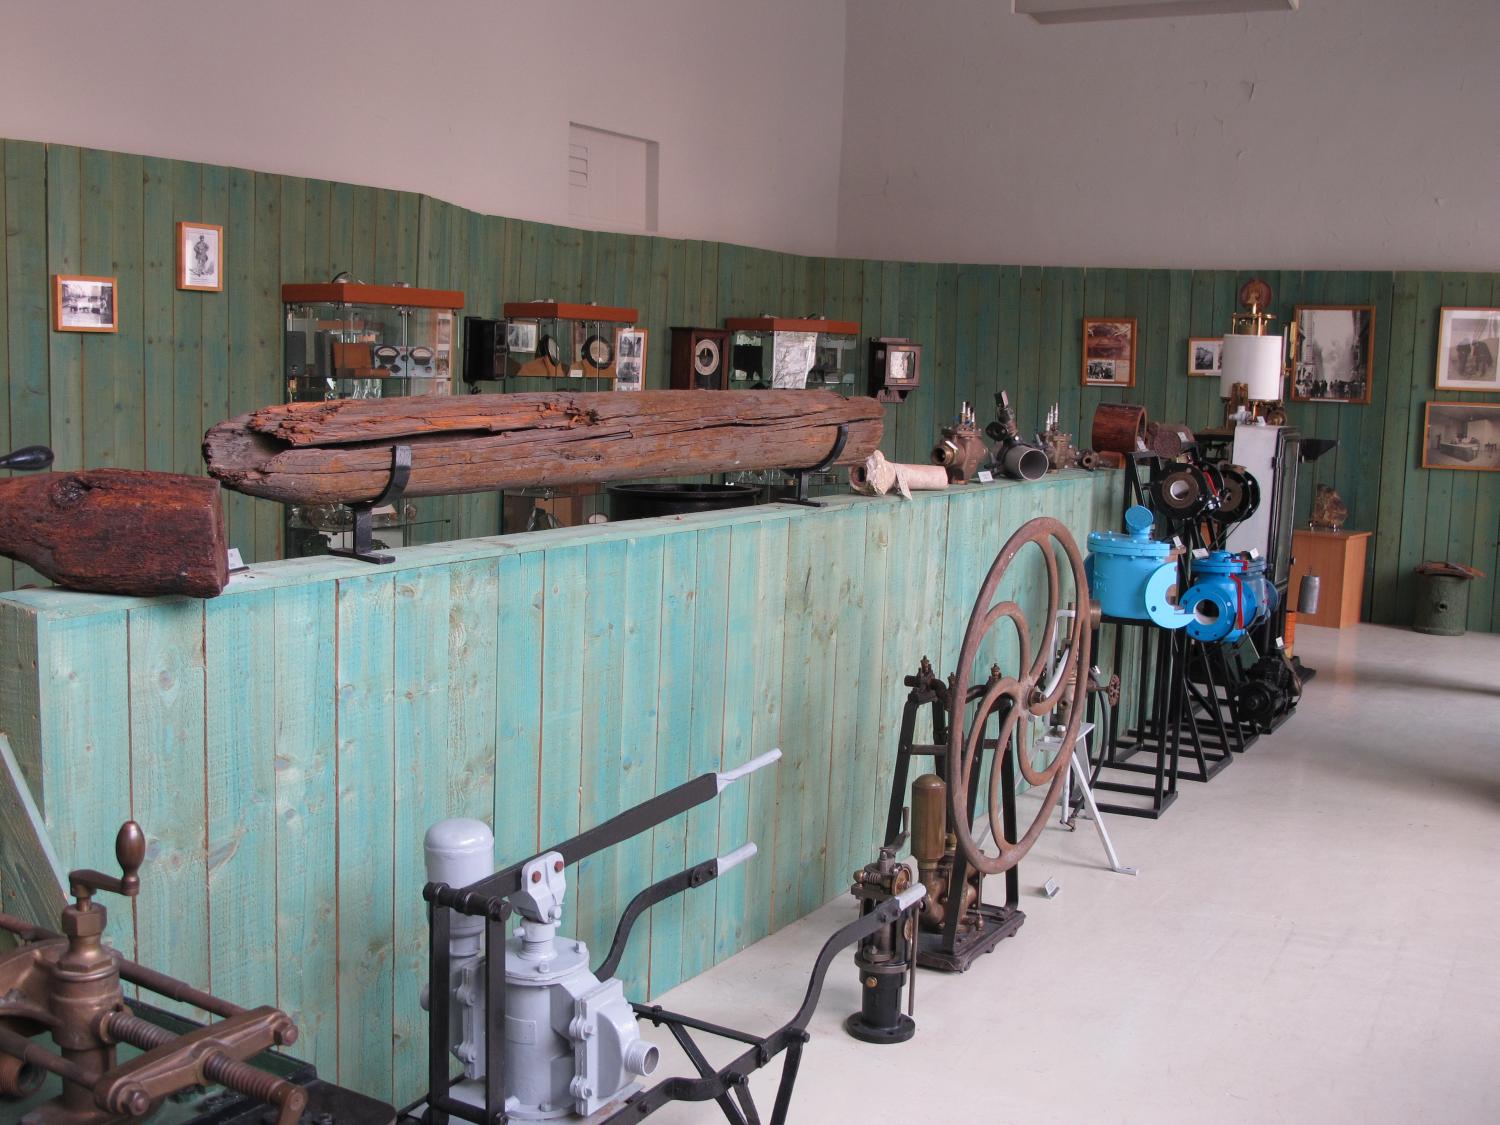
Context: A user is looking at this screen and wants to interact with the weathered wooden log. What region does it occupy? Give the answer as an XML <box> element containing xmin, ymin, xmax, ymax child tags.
<box><xmin>0</xmin><ymin>470</ymin><xmax>227</xmax><ymax>597</ymax></box>
<box><xmin>202</xmin><ymin>390</ymin><xmax>884</xmax><ymax>505</ymax></box>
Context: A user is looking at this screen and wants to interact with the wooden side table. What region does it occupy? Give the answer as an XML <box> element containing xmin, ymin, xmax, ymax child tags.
<box><xmin>1290</xmin><ymin>530</ymin><xmax>1371</xmax><ymax>628</ymax></box>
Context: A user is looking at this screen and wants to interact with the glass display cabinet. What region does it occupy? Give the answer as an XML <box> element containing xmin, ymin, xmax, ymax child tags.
<box><xmin>723</xmin><ymin>316</ymin><xmax>861</xmax><ymax>393</ymax></box>
<box><xmin>500</xmin><ymin>300</ymin><xmax>642</xmax><ymax>392</ymax></box>
<box><xmin>281</xmin><ymin>280</ymin><xmax>465</xmax><ymax>557</ymax></box>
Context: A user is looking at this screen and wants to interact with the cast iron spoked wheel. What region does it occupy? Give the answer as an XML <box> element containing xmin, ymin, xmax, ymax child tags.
<box><xmin>947</xmin><ymin>516</ymin><xmax>1092</xmax><ymax>875</ymax></box>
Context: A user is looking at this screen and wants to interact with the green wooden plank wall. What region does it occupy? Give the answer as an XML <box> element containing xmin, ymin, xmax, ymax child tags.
<box><xmin>0</xmin><ymin>474</ymin><xmax>1110</xmax><ymax>1105</ymax></box>
<box><xmin>1</xmin><ymin>138</ymin><xmax>1497</xmax><ymax>629</ymax></box>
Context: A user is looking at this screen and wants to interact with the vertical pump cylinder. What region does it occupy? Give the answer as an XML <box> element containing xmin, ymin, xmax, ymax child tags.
<box><xmin>910</xmin><ymin>774</ymin><xmax>947</xmax><ymax>864</ymax></box>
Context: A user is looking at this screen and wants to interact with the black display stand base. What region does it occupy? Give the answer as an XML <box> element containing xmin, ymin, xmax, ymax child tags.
<box><xmin>844</xmin><ymin>1011</ymin><xmax>917</xmax><ymax>1044</ymax></box>
<box><xmin>916</xmin><ymin>903</ymin><xmax>1025</xmax><ymax>972</ymax></box>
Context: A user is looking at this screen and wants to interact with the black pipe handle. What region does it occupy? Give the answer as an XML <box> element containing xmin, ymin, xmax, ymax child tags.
<box><xmin>0</xmin><ymin>445</ymin><xmax>54</xmax><ymax>472</ymax></box>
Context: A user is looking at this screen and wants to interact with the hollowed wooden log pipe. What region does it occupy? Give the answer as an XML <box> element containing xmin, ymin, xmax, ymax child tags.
<box><xmin>202</xmin><ymin>389</ymin><xmax>884</xmax><ymax>505</ymax></box>
<box><xmin>0</xmin><ymin>470</ymin><xmax>228</xmax><ymax>598</ymax></box>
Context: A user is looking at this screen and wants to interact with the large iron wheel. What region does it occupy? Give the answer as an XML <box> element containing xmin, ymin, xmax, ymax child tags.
<box><xmin>947</xmin><ymin>516</ymin><xmax>1092</xmax><ymax>875</ymax></box>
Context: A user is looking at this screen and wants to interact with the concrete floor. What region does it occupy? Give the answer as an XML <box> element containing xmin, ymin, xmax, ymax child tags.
<box><xmin>646</xmin><ymin>623</ymin><xmax>1500</xmax><ymax>1124</ymax></box>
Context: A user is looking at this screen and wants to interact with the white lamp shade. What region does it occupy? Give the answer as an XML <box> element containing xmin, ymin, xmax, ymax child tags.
<box><xmin>1221</xmin><ymin>334</ymin><xmax>1284</xmax><ymax>401</ymax></box>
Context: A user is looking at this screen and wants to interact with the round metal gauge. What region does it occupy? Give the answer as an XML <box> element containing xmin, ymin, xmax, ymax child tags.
<box><xmin>372</xmin><ymin>344</ymin><xmax>400</xmax><ymax>367</ymax></box>
<box><xmin>540</xmin><ymin>334</ymin><xmax>561</xmax><ymax>365</ymax></box>
<box><xmin>583</xmin><ymin>334</ymin><xmax>614</xmax><ymax>370</ymax></box>
<box><xmin>694</xmin><ymin>338</ymin><xmax>721</xmax><ymax>377</ymax></box>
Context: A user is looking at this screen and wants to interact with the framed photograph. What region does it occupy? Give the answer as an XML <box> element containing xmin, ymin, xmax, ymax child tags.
<box><xmin>1422</xmin><ymin>401</ymin><xmax>1500</xmax><ymax>471</ymax></box>
<box><xmin>1435</xmin><ymin>307</ymin><xmax>1500</xmax><ymax>391</ymax></box>
<box><xmin>1188</xmin><ymin>337</ymin><xmax>1223</xmax><ymax>377</ymax></box>
<box><xmin>53</xmin><ymin>275</ymin><xmax>118</xmax><ymax>333</ymax></box>
<box><xmin>177</xmin><ymin>221</ymin><xmax>223</xmax><ymax>292</ymax></box>
<box><xmin>615</xmin><ymin>326</ymin><xmax>647</xmax><ymax>391</ymax></box>
<box><xmin>1290</xmin><ymin>305</ymin><xmax>1375</xmax><ymax>404</ymax></box>
<box><xmin>1081</xmin><ymin>317</ymin><xmax>1136</xmax><ymax>387</ymax></box>
<box><xmin>505</xmin><ymin>319</ymin><xmax>538</xmax><ymax>354</ymax></box>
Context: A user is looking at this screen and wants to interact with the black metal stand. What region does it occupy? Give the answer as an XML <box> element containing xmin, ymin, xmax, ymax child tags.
<box><xmin>779</xmin><ymin>424</ymin><xmax>848</xmax><ymax>508</ymax></box>
<box><xmin>329</xmin><ymin>444</ymin><xmax>411</xmax><ymax>565</ymax></box>
<box><xmin>880</xmin><ymin>663</ymin><xmax>1024</xmax><ymax>973</ymax></box>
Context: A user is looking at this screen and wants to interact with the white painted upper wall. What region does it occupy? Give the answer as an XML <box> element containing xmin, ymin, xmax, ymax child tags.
<box><xmin>836</xmin><ymin>0</ymin><xmax>1500</xmax><ymax>270</ymax></box>
<box><xmin>0</xmin><ymin>0</ymin><xmax>848</xmax><ymax>258</ymax></box>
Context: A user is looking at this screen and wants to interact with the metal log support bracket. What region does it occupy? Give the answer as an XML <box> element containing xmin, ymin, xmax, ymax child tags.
<box><xmin>414</xmin><ymin>748</ymin><xmax>923</xmax><ymax>1125</ymax></box>
<box><xmin>329</xmin><ymin>443</ymin><xmax>411</xmax><ymax>565</ymax></box>
<box><xmin>779</xmin><ymin>423</ymin><xmax>848</xmax><ymax>508</ymax></box>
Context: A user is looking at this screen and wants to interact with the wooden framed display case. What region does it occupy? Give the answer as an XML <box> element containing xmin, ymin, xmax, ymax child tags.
<box><xmin>282</xmin><ymin>281</ymin><xmax>464</xmax><ymax>557</ymax></box>
<box><xmin>724</xmin><ymin>316</ymin><xmax>861</xmax><ymax>393</ymax></box>
<box><xmin>502</xmin><ymin>301</ymin><xmax>640</xmax><ymax>386</ymax></box>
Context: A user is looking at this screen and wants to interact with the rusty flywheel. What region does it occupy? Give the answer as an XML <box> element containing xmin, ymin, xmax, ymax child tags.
<box><xmin>946</xmin><ymin>516</ymin><xmax>1092</xmax><ymax>875</ymax></box>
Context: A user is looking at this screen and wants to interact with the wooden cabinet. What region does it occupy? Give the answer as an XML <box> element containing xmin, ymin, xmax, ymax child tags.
<box><xmin>1290</xmin><ymin>530</ymin><xmax>1371</xmax><ymax>628</ymax></box>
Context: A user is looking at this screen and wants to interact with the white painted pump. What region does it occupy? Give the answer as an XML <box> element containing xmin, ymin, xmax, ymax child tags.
<box><xmin>422</xmin><ymin>822</ymin><xmax>659</xmax><ymax>1120</ymax></box>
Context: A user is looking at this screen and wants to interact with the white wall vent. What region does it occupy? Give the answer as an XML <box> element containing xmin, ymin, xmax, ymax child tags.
<box><xmin>1015</xmin><ymin>0</ymin><xmax>1297</xmax><ymax>23</ymax></box>
<box><xmin>567</xmin><ymin>123</ymin><xmax>659</xmax><ymax>233</ymax></box>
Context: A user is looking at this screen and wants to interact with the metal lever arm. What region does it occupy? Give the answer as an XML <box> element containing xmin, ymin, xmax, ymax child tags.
<box><xmin>68</xmin><ymin>821</ymin><xmax>145</xmax><ymax>904</ymax></box>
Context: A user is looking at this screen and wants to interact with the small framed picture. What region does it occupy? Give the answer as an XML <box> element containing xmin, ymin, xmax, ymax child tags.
<box><xmin>1423</xmin><ymin>401</ymin><xmax>1500</xmax><ymax>471</ymax></box>
<box><xmin>53</xmin><ymin>274</ymin><xmax>118</xmax><ymax>333</ymax></box>
<box><xmin>615</xmin><ymin>326</ymin><xmax>647</xmax><ymax>391</ymax></box>
<box><xmin>1290</xmin><ymin>305</ymin><xmax>1375</xmax><ymax>404</ymax></box>
<box><xmin>1081</xmin><ymin>317</ymin><xmax>1136</xmax><ymax>387</ymax></box>
<box><xmin>1435</xmin><ymin>307</ymin><xmax>1500</xmax><ymax>391</ymax></box>
<box><xmin>505</xmin><ymin>319</ymin><xmax>538</xmax><ymax>354</ymax></box>
<box><xmin>177</xmin><ymin>221</ymin><xmax>223</xmax><ymax>292</ymax></box>
<box><xmin>1188</xmin><ymin>337</ymin><xmax>1223</xmax><ymax>377</ymax></box>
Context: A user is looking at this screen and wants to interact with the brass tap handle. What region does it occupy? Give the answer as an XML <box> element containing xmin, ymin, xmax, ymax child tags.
<box><xmin>68</xmin><ymin>821</ymin><xmax>146</xmax><ymax>904</ymax></box>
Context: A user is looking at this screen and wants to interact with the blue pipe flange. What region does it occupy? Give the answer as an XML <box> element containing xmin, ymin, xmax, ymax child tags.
<box><xmin>1144</xmin><ymin>563</ymin><xmax>1193</xmax><ymax>630</ymax></box>
<box><xmin>1182</xmin><ymin>578</ymin><xmax>1241</xmax><ymax>642</ymax></box>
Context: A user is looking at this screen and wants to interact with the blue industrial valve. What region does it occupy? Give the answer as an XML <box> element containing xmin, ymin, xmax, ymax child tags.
<box><xmin>1085</xmin><ymin>505</ymin><xmax>1191</xmax><ymax>629</ymax></box>
<box><xmin>1180</xmin><ymin>550</ymin><xmax>1278</xmax><ymax>643</ymax></box>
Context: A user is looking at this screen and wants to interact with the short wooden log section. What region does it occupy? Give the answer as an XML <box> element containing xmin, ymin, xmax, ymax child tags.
<box><xmin>0</xmin><ymin>471</ymin><xmax>227</xmax><ymax>598</ymax></box>
<box><xmin>0</xmin><ymin>473</ymin><xmax>1117</xmax><ymax>1107</ymax></box>
<box><xmin>203</xmin><ymin>390</ymin><xmax>884</xmax><ymax>505</ymax></box>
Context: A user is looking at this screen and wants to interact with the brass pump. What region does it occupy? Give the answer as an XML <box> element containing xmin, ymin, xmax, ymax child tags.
<box><xmin>0</xmin><ymin>821</ymin><xmax>307</xmax><ymax>1124</ymax></box>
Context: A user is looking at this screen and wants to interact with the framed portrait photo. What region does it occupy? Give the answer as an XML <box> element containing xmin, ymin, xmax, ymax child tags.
<box><xmin>1188</xmin><ymin>337</ymin><xmax>1223</xmax><ymax>377</ymax></box>
<box><xmin>177</xmin><ymin>221</ymin><xmax>223</xmax><ymax>292</ymax></box>
<box><xmin>1290</xmin><ymin>305</ymin><xmax>1375</xmax><ymax>404</ymax></box>
<box><xmin>1081</xmin><ymin>317</ymin><xmax>1137</xmax><ymax>387</ymax></box>
<box><xmin>53</xmin><ymin>274</ymin><xmax>118</xmax><ymax>333</ymax></box>
<box><xmin>614</xmin><ymin>326</ymin><xmax>647</xmax><ymax>391</ymax></box>
<box><xmin>1435</xmin><ymin>307</ymin><xmax>1500</xmax><ymax>391</ymax></box>
<box><xmin>1422</xmin><ymin>401</ymin><xmax>1500</xmax><ymax>471</ymax></box>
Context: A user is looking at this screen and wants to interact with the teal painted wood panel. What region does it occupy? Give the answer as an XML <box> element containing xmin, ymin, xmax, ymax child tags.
<box><xmin>1</xmin><ymin>136</ymin><xmax>1495</xmax><ymax>626</ymax></box>
<box><xmin>0</xmin><ymin>479</ymin><xmax>1108</xmax><ymax>1107</ymax></box>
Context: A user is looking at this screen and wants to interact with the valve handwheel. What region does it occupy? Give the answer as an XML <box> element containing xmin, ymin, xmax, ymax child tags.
<box><xmin>947</xmin><ymin>516</ymin><xmax>1091</xmax><ymax>875</ymax></box>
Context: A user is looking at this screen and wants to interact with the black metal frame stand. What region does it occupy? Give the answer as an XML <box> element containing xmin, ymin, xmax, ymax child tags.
<box><xmin>330</xmin><ymin>443</ymin><xmax>412</xmax><ymax>565</ymax></box>
<box><xmin>779</xmin><ymin>424</ymin><xmax>848</xmax><ymax>508</ymax></box>
<box><xmin>414</xmin><ymin>759</ymin><xmax>918</xmax><ymax>1125</ymax></box>
<box><xmin>880</xmin><ymin>664</ymin><xmax>1024</xmax><ymax>972</ymax></box>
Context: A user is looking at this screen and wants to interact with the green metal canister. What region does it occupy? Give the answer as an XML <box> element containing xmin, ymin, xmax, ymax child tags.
<box><xmin>1412</xmin><ymin>561</ymin><xmax>1481</xmax><ymax>636</ymax></box>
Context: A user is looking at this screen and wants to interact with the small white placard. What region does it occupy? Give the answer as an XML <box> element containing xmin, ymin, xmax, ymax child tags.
<box><xmin>976</xmin><ymin>470</ymin><xmax>995</xmax><ymax>483</ymax></box>
<box><xmin>226</xmin><ymin>547</ymin><xmax>245</xmax><ymax>571</ymax></box>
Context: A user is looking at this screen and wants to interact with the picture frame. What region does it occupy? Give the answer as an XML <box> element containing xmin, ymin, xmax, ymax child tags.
<box><xmin>1435</xmin><ymin>307</ymin><xmax>1500</xmax><ymax>391</ymax></box>
<box><xmin>1290</xmin><ymin>305</ymin><xmax>1375</xmax><ymax>404</ymax></box>
<box><xmin>1188</xmin><ymin>337</ymin><xmax>1223</xmax><ymax>377</ymax></box>
<box><xmin>176</xmin><ymin>221</ymin><xmax>223</xmax><ymax>292</ymax></box>
<box><xmin>1081</xmin><ymin>317</ymin><xmax>1136</xmax><ymax>387</ymax></box>
<box><xmin>615</xmin><ymin>326</ymin><xmax>647</xmax><ymax>392</ymax></box>
<box><xmin>1422</xmin><ymin>401</ymin><xmax>1500</xmax><ymax>471</ymax></box>
<box><xmin>505</xmin><ymin>319</ymin><xmax>538</xmax><ymax>354</ymax></box>
<box><xmin>53</xmin><ymin>274</ymin><xmax>118</xmax><ymax>333</ymax></box>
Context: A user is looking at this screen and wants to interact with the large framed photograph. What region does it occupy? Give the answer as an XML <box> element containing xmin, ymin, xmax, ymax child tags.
<box><xmin>1435</xmin><ymin>307</ymin><xmax>1500</xmax><ymax>391</ymax></box>
<box><xmin>1188</xmin><ymin>337</ymin><xmax>1223</xmax><ymax>377</ymax></box>
<box><xmin>177</xmin><ymin>221</ymin><xmax>223</xmax><ymax>292</ymax></box>
<box><xmin>1423</xmin><ymin>402</ymin><xmax>1500</xmax><ymax>471</ymax></box>
<box><xmin>614</xmin><ymin>326</ymin><xmax>647</xmax><ymax>392</ymax></box>
<box><xmin>1291</xmin><ymin>305</ymin><xmax>1375</xmax><ymax>404</ymax></box>
<box><xmin>53</xmin><ymin>274</ymin><xmax>118</xmax><ymax>333</ymax></box>
<box><xmin>1081</xmin><ymin>317</ymin><xmax>1136</xmax><ymax>387</ymax></box>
